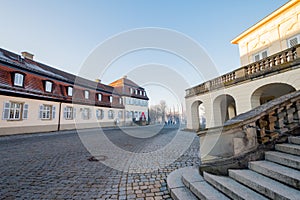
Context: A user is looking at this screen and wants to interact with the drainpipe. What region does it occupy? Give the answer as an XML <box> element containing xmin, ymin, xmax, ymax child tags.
<box><xmin>57</xmin><ymin>102</ymin><xmax>62</xmax><ymax>131</ymax></box>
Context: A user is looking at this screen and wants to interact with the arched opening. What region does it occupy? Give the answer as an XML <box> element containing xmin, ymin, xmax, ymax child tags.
<box><xmin>213</xmin><ymin>94</ymin><xmax>237</xmax><ymax>125</ymax></box>
<box><xmin>191</xmin><ymin>100</ymin><xmax>205</xmax><ymax>130</ymax></box>
<box><xmin>251</xmin><ymin>83</ymin><xmax>296</xmax><ymax>108</ymax></box>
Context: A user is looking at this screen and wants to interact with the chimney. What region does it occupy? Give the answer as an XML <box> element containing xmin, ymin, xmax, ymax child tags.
<box><xmin>95</xmin><ymin>79</ymin><xmax>101</xmax><ymax>83</ymax></box>
<box><xmin>123</xmin><ymin>75</ymin><xmax>128</xmax><ymax>79</ymax></box>
<box><xmin>21</xmin><ymin>51</ymin><xmax>34</xmax><ymax>60</ymax></box>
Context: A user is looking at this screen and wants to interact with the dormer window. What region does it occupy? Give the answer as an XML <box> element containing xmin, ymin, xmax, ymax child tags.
<box><xmin>130</xmin><ymin>88</ymin><xmax>133</xmax><ymax>94</ymax></box>
<box><xmin>135</xmin><ymin>89</ymin><xmax>138</xmax><ymax>95</ymax></box>
<box><xmin>13</xmin><ymin>73</ymin><xmax>24</xmax><ymax>87</ymax></box>
<box><xmin>67</xmin><ymin>86</ymin><xmax>73</xmax><ymax>96</ymax></box>
<box><xmin>45</xmin><ymin>81</ymin><xmax>53</xmax><ymax>92</ymax></box>
<box><xmin>98</xmin><ymin>93</ymin><xmax>102</xmax><ymax>101</ymax></box>
<box><xmin>84</xmin><ymin>90</ymin><xmax>89</xmax><ymax>99</ymax></box>
<box><xmin>119</xmin><ymin>98</ymin><xmax>122</xmax><ymax>104</ymax></box>
<box><xmin>143</xmin><ymin>91</ymin><xmax>146</xmax><ymax>96</ymax></box>
<box><xmin>140</xmin><ymin>90</ymin><xmax>142</xmax><ymax>95</ymax></box>
<box><xmin>109</xmin><ymin>96</ymin><xmax>113</xmax><ymax>103</ymax></box>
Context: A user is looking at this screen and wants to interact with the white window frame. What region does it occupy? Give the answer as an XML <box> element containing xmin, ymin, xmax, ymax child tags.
<box><xmin>67</xmin><ymin>86</ymin><xmax>73</xmax><ymax>96</ymax></box>
<box><xmin>64</xmin><ymin>106</ymin><xmax>75</xmax><ymax>120</ymax></box>
<box><xmin>108</xmin><ymin>110</ymin><xmax>114</xmax><ymax>119</ymax></box>
<box><xmin>2</xmin><ymin>102</ymin><xmax>28</xmax><ymax>120</ymax></box>
<box><xmin>45</xmin><ymin>81</ymin><xmax>53</xmax><ymax>92</ymax></box>
<box><xmin>118</xmin><ymin>111</ymin><xmax>123</xmax><ymax>119</ymax></box>
<box><xmin>82</xmin><ymin>108</ymin><xmax>91</xmax><ymax>120</ymax></box>
<box><xmin>84</xmin><ymin>90</ymin><xmax>89</xmax><ymax>99</ymax></box>
<box><xmin>253</xmin><ymin>49</ymin><xmax>268</xmax><ymax>62</ymax></box>
<box><xmin>130</xmin><ymin>88</ymin><xmax>133</xmax><ymax>94</ymax></box>
<box><xmin>13</xmin><ymin>73</ymin><xmax>24</xmax><ymax>87</ymax></box>
<box><xmin>98</xmin><ymin>93</ymin><xmax>102</xmax><ymax>101</ymax></box>
<box><xmin>119</xmin><ymin>98</ymin><xmax>122</xmax><ymax>104</ymax></box>
<box><xmin>96</xmin><ymin>109</ymin><xmax>104</xmax><ymax>120</ymax></box>
<box><xmin>109</xmin><ymin>96</ymin><xmax>113</xmax><ymax>103</ymax></box>
<box><xmin>287</xmin><ymin>34</ymin><xmax>300</xmax><ymax>48</ymax></box>
<box><xmin>39</xmin><ymin>104</ymin><xmax>55</xmax><ymax>120</ymax></box>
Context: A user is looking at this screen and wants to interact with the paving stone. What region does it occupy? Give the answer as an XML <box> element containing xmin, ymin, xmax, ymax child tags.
<box><xmin>0</xmin><ymin>126</ymin><xmax>200</xmax><ymax>199</ymax></box>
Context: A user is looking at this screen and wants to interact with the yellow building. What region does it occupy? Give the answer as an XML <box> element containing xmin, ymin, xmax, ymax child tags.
<box><xmin>232</xmin><ymin>0</ymin><xmax>300</xmax><ymax>66</ymax></box>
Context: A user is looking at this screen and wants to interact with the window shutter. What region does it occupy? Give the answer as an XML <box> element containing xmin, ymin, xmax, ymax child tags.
<box><xmin>73</xmin><ymin>108</ymin><xmax>76</xmax><ymax>119</ymax></box>
<box><xmin>39</xmin><ymin>105</ymin><xmax>43</xmax><ymax>119</ymax></box>
<box><xmin>96</xmin><ymin>109</ymin><xmax>99</xmax><ymax>119</ymax></box>
<box><xmin>88</xmin><ymin>109</ymin><xmax>92</xmax><ymax>119</ymax></box>
<box><xmin>23</xmin><ymin>104</ymin><xmax>29</xmax><ymax>119</ymax></box>
<box><xmin>2</xmin><ymin>102</ymin><xmax>10</xmax><ymax>120</ymax></box>
<box><xmin>64</xmin><ymin>107</ymin><xmax>67</xmax><ymax>119</ymax></box>
<box><xmin>52</xmin><ymin>106</ymin><xmax>56</xmax><ymax>119</ymax></box>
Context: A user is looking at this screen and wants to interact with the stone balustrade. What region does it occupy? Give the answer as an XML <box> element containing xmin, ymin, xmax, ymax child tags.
<box><xmin>200</xmin><ymin>90</ymin><xmax>300</xmax><ymax>161</ymax></box>
<box><xmin>186</xmin><ymin>44</ymin><xmax>300</xmax><ymax>97</ymax></box>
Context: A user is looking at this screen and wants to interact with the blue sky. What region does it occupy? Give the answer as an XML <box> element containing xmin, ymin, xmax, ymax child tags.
<box><xmin>0</xmin><ymin>0</ymin><xmax>289</xmax><ymax>110</ymax></box>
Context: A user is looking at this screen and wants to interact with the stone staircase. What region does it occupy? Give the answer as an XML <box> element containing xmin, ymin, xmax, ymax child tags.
<box><xmin>167</xmin><ymin>136</ymin><xmax>300</xmax><ymax>200</ymax></box>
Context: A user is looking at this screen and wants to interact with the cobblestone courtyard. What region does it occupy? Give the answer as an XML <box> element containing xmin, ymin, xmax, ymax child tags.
<box><xmin>0</xmin><ymin>125</ymin><xmax>200</xmax><ymax>200</ymax></box>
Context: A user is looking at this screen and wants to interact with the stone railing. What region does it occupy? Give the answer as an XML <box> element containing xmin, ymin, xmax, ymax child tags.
<box><xmin>199</xmin><ymin>90</ymin><xmax>300</xmax><ymax>175</ymax></box>
<box><xmin>186</xmin><ymin>44</ymin><xmax>300</xmax><ymax>97</ymax></box>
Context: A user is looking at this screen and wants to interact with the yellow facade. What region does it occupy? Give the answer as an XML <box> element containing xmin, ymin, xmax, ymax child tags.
<box><xmin>232</xmin><ymin>0</ymin><xmax>300</xmax><ymax>66</ymax></box>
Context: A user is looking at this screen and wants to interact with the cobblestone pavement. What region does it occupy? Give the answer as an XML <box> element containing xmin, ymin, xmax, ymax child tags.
<box><xmin>0</xmin><ymin>125</ymin><xmax>200</xmax><ymax>200</ymax></box>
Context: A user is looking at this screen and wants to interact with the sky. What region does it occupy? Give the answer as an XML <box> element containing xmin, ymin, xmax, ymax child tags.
<box><xmin>0</xmin><ymin>0</ymin><xmax>289</xmax><ymax>112</ymax></box>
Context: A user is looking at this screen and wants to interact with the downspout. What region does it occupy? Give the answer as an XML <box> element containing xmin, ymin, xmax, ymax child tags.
<box><xmin>58</xmin><ymin>102</ymin><xmax>62</xmax><ymax>131</ymax></box>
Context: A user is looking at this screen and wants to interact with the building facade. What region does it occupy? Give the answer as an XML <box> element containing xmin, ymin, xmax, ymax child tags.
<box><xmin>0</xmin><ymin>48</ymin><xmax>149</xmax><ymax>136</ymax></box>
<box><xmin>232</xmin><ymin>0</ymin><xmax>300</xmax><ymax>66</ymax></box>
<box><xmin>185</xmin><ymin>0</ymin><xmax>300</xmax><ymax>130</ymax></box>
<box><xmin>109</xmin><ymin>76</ymin><xmax>149</xmax><ymax>126</ymax></box>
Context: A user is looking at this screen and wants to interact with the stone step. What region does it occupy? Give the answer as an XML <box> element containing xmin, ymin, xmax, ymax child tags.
<box><xmin>182</xmin><ymin>168</ymin><xmax>230</xmax><ymax>200</ymax></box>
<box><xmin>166</xmin><ymin>167</ymin><xmax>198</xmax><ymax>200</ymax></box>
<box><xmin>249</xmin><ymin>160</ymin><xmax>300</xmax><ymax>189</ymax></box>
<box><xmin>265</xmin><ymin>151</ymin><xmax>300</xmax><ymax>169</ymax></box>
<box><xmin>229</xmin><ymin>169</ymin><xmax>300</xmax><ymax>200</ymax></box>
<box><xmin>289</xmin><ymin>136</ymin><xmax>300</xmax><ymax>145</ymax></box>
<box><xmin>275</xmin><ymin>143</ymin><xmax>300</xmax><ymax>156</ymax></box>
<box><xmin>203</xmin><ymin>172</ymin><xmax>268</xmax><ymax>200</ymax></box>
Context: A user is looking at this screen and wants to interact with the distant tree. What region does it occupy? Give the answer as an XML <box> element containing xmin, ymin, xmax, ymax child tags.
<box><xmin>159</xmin><ymin>100</ymin><xmax>167</xmax><ymax>123</ymax></box>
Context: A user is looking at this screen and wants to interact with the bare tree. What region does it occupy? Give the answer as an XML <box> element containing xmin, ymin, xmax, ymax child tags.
<box><xmin>159</xmin><ymin>100</ymin><xmax>167</xmax><ymax>123</ymax></box>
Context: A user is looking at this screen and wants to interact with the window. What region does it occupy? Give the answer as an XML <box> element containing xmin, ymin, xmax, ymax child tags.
<box><xmin>126</xmin><ymin>111</ymin><xmax>130</xmax><ymax>119</ymax></box>
<box><xmin>84</xmin><ymin>90</ymin><xmax>89</xmax><ymax>99</ymax></box>
<box><xmin>64</xmin><ymin>106</ymin><xmax>75</xmax><ymax>120</ymax></box>
<box><xmin>108</xmin><ymin>110</ymin><xmax>114</xmax><ymax>119</ymax></box>
<box><xmin>67</xmin><ymin>86</ymin><xmax>73</xmax><ymax>96</ymax></box>
<box><xmin>118</xmin><ymin>111</ymin><xmax>123</xmax><ymax>119</ymax></box>
<box><xmin>45</xmin><ymin>81</ymin><xmax>53</xmax><ymax>92</ymax></box>
<box><xmin>2</xmin><ymin>102</ymin><xmax>28</xmax><ymax>120</ymax></box>
<box><xmin>13</xmin><ymin>73</ymin><xmax>24</xmax><ymax>87</ymax></box>
<box><xmin>135</xmin><ymin>89</ymin><xmax>138</xmax><ymax>95</ymax></box>
<box><xmin>39</xmin><ymin>105</ymin><xmax>55</xmax><ymax>120</ymax></box>
<box><xmin>82</xmin><ymin>108</ymin><xmax>91</xmax><ymax>120</ymax></box>
<box><xmin>130</xmin><ymin>88</ymin><xmax>133</xmax><ymax>94</ymax></box>
<box><xmin>140</xmin><ymin>90</ymin><xmax>142</xmax><ymax>95</ymax></box>
<box><xmin>119</xmin><ymin>98</ymin><xmax>122</xmax><ymax>104</ymax></box>
<box><xmin>96</xmin><ymin>109</ymin><xmax>104</xmax><ymax>120</ymax></box>
<box><xmin>253</xmin><ymin>49</ymin><xmax>268</xmax><ymax>62</ymax></box>
<box><xmin>143</xmin><ymin>91</ymin><xmax>146</xmax><ymax>96</ymax></box>
<box><xmin>98</xmin><ymin>93</ymin><xmax>102</xmax><ymax>101</ymax></box>
<box><xmin>287</xmin><ymin>34</ymin><xmax>300</xmax><ymax>48</ymax></box>
<box><xmin>109</xmin><ymin>96</ymin><xmax>113</xmax><ymax>103</ymax></box>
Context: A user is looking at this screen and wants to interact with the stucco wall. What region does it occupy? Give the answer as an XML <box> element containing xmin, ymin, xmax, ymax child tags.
<box><xmin>237</xmin><ymin>2</ymin><xmax>300</xmax><ymax>65</ymax></box>
<box><xmin>186</xmin><ymin>66</ymin><xmax>300</xmax><ymax>129</ymax></box>
<box><xmin>0</xmin><ymin>95</ymin><xmax>129</xmax><ymax>135</ymax></box>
